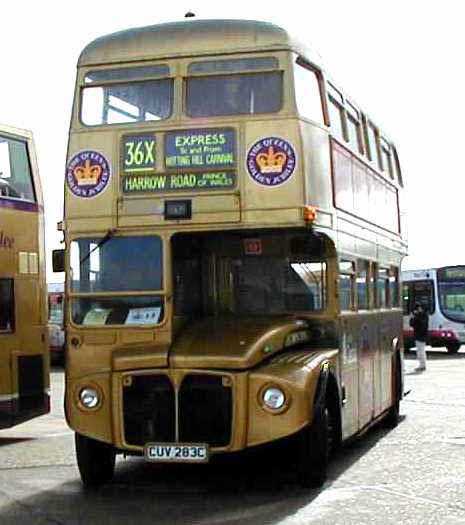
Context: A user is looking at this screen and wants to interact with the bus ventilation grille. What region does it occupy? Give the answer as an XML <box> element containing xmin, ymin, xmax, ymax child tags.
<box><xmin>122</xmin><ymin>373</ymin><xmax>232</xmax><ymax>448</ymax></box>
<box><xmin>18</xmin><ymin>355</ymin><xmax>44</xmax><ymax>412</ymax></box>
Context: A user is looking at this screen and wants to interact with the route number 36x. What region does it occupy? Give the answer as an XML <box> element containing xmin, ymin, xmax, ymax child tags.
<box><xmin>123</xmin><ymin>136</ymin><xmax>156</xmax><ymax>171</ymax></box>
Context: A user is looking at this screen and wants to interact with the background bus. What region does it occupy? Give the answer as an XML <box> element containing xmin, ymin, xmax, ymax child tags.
<box><xmin>47</xmin><ymin>282</ymin><xmax>65</xmax><ymax>365</ymax></box>
<box><xmin>0</xmin><ymin>124</ymin><xmax>49</xmax><ymax>428</ymax></box>
<box><xmin>55</xmin><ymin>18</ymin><xmax>407</xmax><ymax>488</ymax></box>
<box><xmin>402</xmin><ymin>266</ymin><xmax>465</xmax><ymax>353</ymax></box>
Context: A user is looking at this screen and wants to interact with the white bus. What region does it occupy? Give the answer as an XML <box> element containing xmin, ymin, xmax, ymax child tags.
<box><xmin>402</xmin><ymin>266</ymin><xmax>465</xmax><ymax>353</ymax></box>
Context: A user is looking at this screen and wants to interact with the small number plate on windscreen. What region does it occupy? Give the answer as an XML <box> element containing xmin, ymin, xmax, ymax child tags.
<box><xmin>144</xmin><ymin>443</ymin><xmax>209</xmax><ymax>463</ymax></box>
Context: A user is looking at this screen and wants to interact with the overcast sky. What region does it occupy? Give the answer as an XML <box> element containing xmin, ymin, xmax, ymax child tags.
<box><xmin>0</xmin><ymin>0</ymin><xmax>462</xmax><ymax>280</ymax></box>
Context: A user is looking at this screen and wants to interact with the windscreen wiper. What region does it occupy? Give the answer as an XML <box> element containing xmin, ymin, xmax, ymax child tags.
<box><xmin>79</xmin><ymin>228</ymin><xmax>116</xmax><ymax>266</ymax></box>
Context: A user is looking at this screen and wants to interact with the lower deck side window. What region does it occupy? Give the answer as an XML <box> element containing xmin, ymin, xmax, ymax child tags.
<box><xmin>0</xmin><ymin>278</ymin><xmax>15</xmax><ymax>332</ymax></box>
<box><xmin>339</xmin><ymin>260</ymin><xmax>355</xmax><ymax>311</ymax></box>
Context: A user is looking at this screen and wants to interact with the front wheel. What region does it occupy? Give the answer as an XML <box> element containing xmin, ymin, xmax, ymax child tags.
<box><xmin>446</xmin><ymin>342</ymin><xmax>461</xmax><ymax>354</ymax></box>
<box><xmin>75</xmin><ymin>433</ymin><xmax>116</xmax><ymax>488</ymax></box>
<box><xmin>296</xmin><ymin>403</ymin><xmax>329</xmax><ymax>488</ymax></box>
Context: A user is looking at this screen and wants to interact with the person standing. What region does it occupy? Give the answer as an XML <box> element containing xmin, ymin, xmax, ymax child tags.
<box><xmin>409</xmin><ymin>303</ymin><xmax>429</xmax><ymax>371</ymax></box>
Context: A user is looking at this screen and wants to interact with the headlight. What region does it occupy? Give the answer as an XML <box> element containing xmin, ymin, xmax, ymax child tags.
<box><xmin>79</xmin><ymin>387</ymin><xmax>100</xmax><ymax>409</ymax></box>
<box><xmin>262</xmin><ymin>387</ymin><xmax>285</xmax><ymax>410</ymax></box>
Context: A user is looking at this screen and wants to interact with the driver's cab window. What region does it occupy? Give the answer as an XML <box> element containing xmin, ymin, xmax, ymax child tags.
<box><xmin>0</xmin><ymin>135</ymin><xmax>35</xmax><ymax>202</ymax></box>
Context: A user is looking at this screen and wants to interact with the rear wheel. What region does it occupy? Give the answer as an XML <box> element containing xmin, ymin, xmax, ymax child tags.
<box><xmin>383</xmin><ymin>354</ymin><xmax>401</xmax><ymax>428</ymax></box>
<box><xmin>446</xmin><ymin>342</ymin><xmax>461</xmax><ymax>354</ymax></box>
<box><xmin>296</xmin><ymin>401</ymin><xmax>330</xmax><ymax>488</ymax></box>
<box><xmin>75</xmin><ymin>433</ymin><xmax>116</xmax><ymax>488</ymax></box>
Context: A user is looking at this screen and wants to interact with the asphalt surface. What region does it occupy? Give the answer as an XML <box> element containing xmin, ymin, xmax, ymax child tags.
<box><xmin>1</xmin><ymin>349</ymin><xmax>465</xmax><ymax>524</ymax></box>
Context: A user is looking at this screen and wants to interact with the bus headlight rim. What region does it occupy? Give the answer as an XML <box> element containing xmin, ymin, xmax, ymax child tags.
<box><xmin>78</xmin><ymin>386</ymin><xmax>101</xmax><ymax>410</ymax></box>
<box><xmin>261</xmin><ymin>385</ymin><xmax>287</xmax><ymax>411</ymax></box>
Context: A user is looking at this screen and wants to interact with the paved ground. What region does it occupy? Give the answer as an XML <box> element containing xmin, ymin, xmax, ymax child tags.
<box><xmin>1</xmin><ymin>349</ymin><xmax>465</xmax><ymax>524</ymax></box>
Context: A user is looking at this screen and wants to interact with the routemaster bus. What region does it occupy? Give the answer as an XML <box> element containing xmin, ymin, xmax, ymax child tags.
<box><xmin>402</xmin><ymin>267</ymin><xmax>465</xmax><ymax>353</ymax></box>
<box><xmin>54</xmin><ymin>19</ymin><xmax>407</xmax><ymax>488</ymax></box>
<box><xmin>0</xmin><ymin>124</ymin><xmax>49</xmax><ymax>428</ymax></box>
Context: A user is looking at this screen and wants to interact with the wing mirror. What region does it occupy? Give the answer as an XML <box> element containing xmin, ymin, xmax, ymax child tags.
<box><xmin>52</xmin><ymin>249</ymin><xmax>65</xmax><ymax>273</ymax></box>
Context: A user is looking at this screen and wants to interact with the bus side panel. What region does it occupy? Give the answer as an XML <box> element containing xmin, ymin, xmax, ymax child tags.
<box><xmin>0</xmin><ymin>208</ymin><xmax>49</xmax><ymax>428</ymax></box>
<box><xmin>340</xmin><ymin>310</ymin><xmax>400</xmax><ymax>437</ymax></box>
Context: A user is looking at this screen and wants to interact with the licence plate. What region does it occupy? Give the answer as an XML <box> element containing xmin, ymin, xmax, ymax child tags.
<box><xmin>144</xmin><ymin>443</ymin><xmax>209</xmax><ymax>463</ymax></box>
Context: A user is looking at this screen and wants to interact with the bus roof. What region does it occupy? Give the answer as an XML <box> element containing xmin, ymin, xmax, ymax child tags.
<box><xmin>78</xmin><ymin>19</ymin><xmax>319</xmax><ymax>67</ymax></box>
<box><xmin>0</xmin><ymin>123</ymin><xmax>33</xmax><ymax>141</ymax></box>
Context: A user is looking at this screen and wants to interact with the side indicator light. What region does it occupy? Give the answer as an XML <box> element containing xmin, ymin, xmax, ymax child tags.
<box><xmin>303</xmin><ymin>205</ymin><xmax>317</xmax><ymax>223</ymax></box>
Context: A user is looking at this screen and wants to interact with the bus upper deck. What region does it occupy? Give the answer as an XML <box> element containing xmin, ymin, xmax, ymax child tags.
<box><xmin>0</xmin><ymin>124</ymin><xmax>49</xmax><ymax>428</ymax></box>
<box><xmin>66</xmin><ymin>20</ymin><xmax>405</xmax><ymax>250</ymax></box>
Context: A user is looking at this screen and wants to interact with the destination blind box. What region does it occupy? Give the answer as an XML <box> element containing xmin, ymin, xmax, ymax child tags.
<box><xmin>164</xmin><ymin>200</ymin><xmax>192</xmax><ymax>220</ymax></box>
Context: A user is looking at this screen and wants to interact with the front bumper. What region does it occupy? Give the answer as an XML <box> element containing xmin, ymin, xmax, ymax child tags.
<box><xmin>66</xmin><ymin>365</ymin><xmax>317</xmax><ymax>453</ymax></box>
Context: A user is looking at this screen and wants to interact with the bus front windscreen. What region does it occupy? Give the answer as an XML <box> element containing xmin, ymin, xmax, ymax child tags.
<box><xmin>70</xmin><ymin>235</ymin><xmax>164</xmax><ymax>326</ymax></box>
<box><xmin>437</xmin><ymin>267</ymin><xmax>465</xmax><ymax>322</ymax></box>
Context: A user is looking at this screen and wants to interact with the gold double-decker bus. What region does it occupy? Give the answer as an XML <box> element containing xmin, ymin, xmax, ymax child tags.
<box><xmin>0</xmin><ymin>124</ymin><xmax>49</xmax><ymax>428</ymax></box>
<box><xmin>54</xmin><ymin>19</ymin><xmax>407</xmax><ymax>487</ymax></box>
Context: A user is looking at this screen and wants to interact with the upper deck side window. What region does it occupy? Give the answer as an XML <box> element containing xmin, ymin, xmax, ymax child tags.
<box><xmin>185</xmin><ymin>57</ymin><xmax>282</xmax><ymax>118</ymax></box>
<box><xmin>380</xmin><ymin>136</ymin><xmax>394</xmax><ymax>180</ymax></box>
<box><xmin>81</xmin><ymin>65</ymin><xmax>173</xmax><ymax>126</ymax></box>
<box><xmin>292</xmin><ymin>57</ymin><xmax>324</xmax><ymax>125</ymax></box>
<box><xmin>364</xmin><ymin>119</ymin><xmax>382</xmax><ymax>170</ymax></box>
<box><xmin>345</xmin><ymin>102</ymin><xmax>364</xmax><ymax>154</ymax></box>
<box><xmin>327</xmin><ymin>84</ymin><xmax>345</xmax><ymax>142</ymax></box>
<box><xmin>392</xmin><ymin>146</ymin><xmax>403</xmax><ymax>187</ymax></box>
<box><xmin>0</xmin><ymin>135</ymin><xmax>36</xmax><ymax>202</ymax></box>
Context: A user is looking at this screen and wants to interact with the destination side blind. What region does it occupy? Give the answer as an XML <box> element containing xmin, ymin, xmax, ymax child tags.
<box><xmin>122</xmin><ymin>128</ymin><xmax>236</xmax><ymax>194</ymax></box>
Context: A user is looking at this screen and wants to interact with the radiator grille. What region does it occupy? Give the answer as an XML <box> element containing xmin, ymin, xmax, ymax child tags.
<box><xmin>179</xmin><ymin>375</ymin><xmax>232</xmax><ymax>447</ymax></box>
<box><xmin>123</xmin><ymin>375</ymin><xmax>175</xmax><ymax>446</ymax></box>
<box><xmin>122</xmin><ymin>373</ymin><xmax>233</xmax><ymax>448</ymax></box>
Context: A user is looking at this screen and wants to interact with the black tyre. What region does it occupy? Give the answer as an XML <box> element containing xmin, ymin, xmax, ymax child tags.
<box><xmin>296</xmin><ymin>402</ymin><xmax>329</xmax><ymax>488</ymax></box>
<box><xmin>446</xmin><ymin>342</ymin><xmax>461</xmax><ymax>354</ymax></box>
<box><xmin>75</xmin><ymin>432</ymin><xmax>116</xmax><ymax>488</ymax></box>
